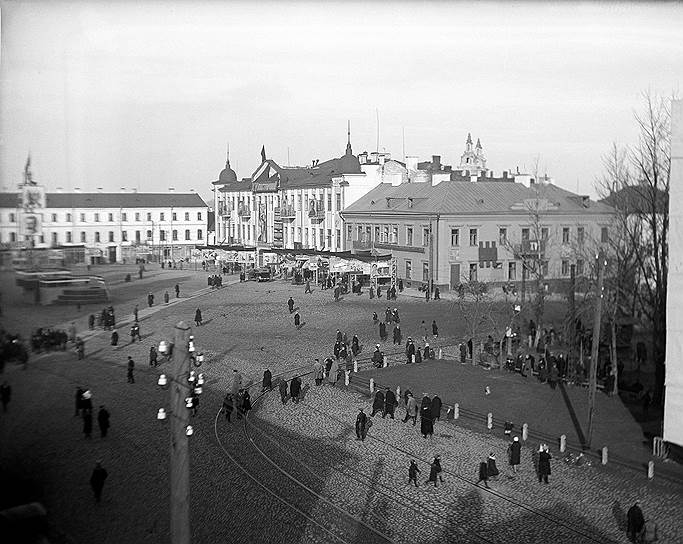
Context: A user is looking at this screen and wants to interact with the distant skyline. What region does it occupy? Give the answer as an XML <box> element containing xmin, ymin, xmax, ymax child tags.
<box><xmin>1</xmin><ymin>1</ymin><xmax>682</xmax><ymax>203</ymax></box>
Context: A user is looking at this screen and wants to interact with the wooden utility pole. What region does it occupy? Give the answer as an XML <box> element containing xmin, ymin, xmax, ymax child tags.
<box><xmin>428</xmin><ymin>218</ymin><xmax>434</xmax><ymax>295</ymax></box>
<box><xmin>586</xmin><ymin>251</ymin><xmax>606</xmax><ymax>449</ymax></box>
<box><xmin>170</xmin><ymin>321</ymin><xmax>192</xmax><ymax>544</ymax></box>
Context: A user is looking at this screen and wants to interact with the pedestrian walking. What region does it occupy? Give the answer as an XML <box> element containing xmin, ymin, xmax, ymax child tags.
<box><xmin>477</xmin><ymin>460</ymin><xmax>491</xmax><ymax>488</ymax></box>
<box><xmin>83</xmin><ymin>409</ymin><xmax>93</xmax><ymax>439</ymax></box>
<box><xmin>304</xmin><ymin>279</ymin><xmax>312</xmax><ymax>294</ymax></box>
<box><xmin>627</xmin><ymin>502</ymin><xmax>645</xmax><ymax>542</ymax></box>
<box><xmin>537</xmin><ymin>444</ymin><xmax>551</xmax><ymax>484</ymax></box>
<box><xmin>279</xmin><ymin>379</ymin><xmax>289</xmax><ymax>405</ymax></box>
<box><xmin>355</xmin><ymin>408</ymin><xmax>370</xmax><ymax>441</ymax></box>
<box><xmin>133</xmin><ymin>304</ymin><xmax>139</xmax><ymax>322</ymax></box>
<box><xmin>127</xmin><ymin>356</ymin><xmax>135</xmax><ymax>383</ymax></box>
<box><xmin>432</xmin><ymin>320</ymin><xmax>438</xmax><ymax>338</ymax></box>
<box><xmin>487</xmin><ymin>453</ymin><xmax>500</xmax><ymax>478</ymax></box>
<box><xmin>408</xmin><ymin>460</ymin><xmax>420</xmax><ymax>487</ymax></box>
<box><xmin>508</xmin><ymin>436</ymin><xmax>521</xmax><ymax>473</ymax></box>
<box><xmin>379</xmin><ymin>321</ymin><xmax>387</xmax><ymax>342</ymax></box>
<box><xmin>288</xmin><ymin>297</ymin><xmax>295</xmax><ymax>313</ymax></box>
<box><xmin>383</xmin><ymin>387</ymin><xmax>397</xmax><ymax>419</ymax></box>
<box><xmin>223</xmin><ymin>393</ymin><xmax>234</xmax><ymax>421</ymax></box>
<box><xmin>97</xmin><ymin>405</ymin><xmax>110</xmax><ymax>438</ymax></box>
<box><xmin>290</xmin><ymin>376</ymin><xmax>302</xmax><ymax>403</ymax></box>
<box><xmin>90</xmin><ymin>461</ymin><xmax>108</xmax><ymax>503</ymax></box>
<box><xmin>1</xmin><ymin>381</ymin><xmax>11</xmax><ymax>413</ymax></box>
<box><xmin>313</xmin><ymin>359</ymin><xmax>324</xmax><ymax>386</ymax></box>
<box><xmin>164</xmin><ymin>291</ymin><xmax>170</xmax><ymax>304</ymax></box>
<box><xmin>294</xmin><ymin>312</ymin><xmax>301</xmax><ymax>328</ymax></box>
<box><xmin>110</xmin><ymin>330</ymin><xmax>119</xmax><ymax>346</ymax></box>
<box><xmin>147</xmin><ymin>293</ymin><xmax>154</xmax><ymax>307</ymax></box>
<box><xmin>430</xmin><ymin>394</ymin><xmax>442</xmax><ymax>423</ymax></box>
<box><xmin>75</xmin><ymin>387</ymin><xmax>85</xmax><ymax>417</ymax></box>
<box><xmin>194</xmin><ymin>308</ymin><xmax>203</xmax><ymax>326</ymax></box>
<box><xmin>328</xmin><ymin>358</ymin><xmax>339</xmax><ymax>386</ymax></box>
<box><xmin>420</xmin><ymin>395</ymin><xmax>433</xmax><ymax>438</ymax></box>
<box><xmin>427</xmin><ymin>455</ymin><xmax>443</xmax><ymax>487</ymax></box>
<box><xmin>149</xmin><ymin>346</ymin><xmax>158</xmax><ymax>367</ymax></box>
<box><xmin>402</xmin><ymin>393</ymin><xmax>418</xmax><ymax>425</ymax></box>
<box><xmin>175</xmin><ymin>284</ymin><xmax>180</xmax><ymax>298</ymax></box>
<box><xmin>262</xmin><ymin>369</ymin><xmax>273</xmax><ymax>391</ymax></box>
<box><xmin>88</xmin><ymin>314</ymin><xmax>95</xmax><ymax>330</ymax></box>
<box><xmin>371</xmin><ymin>390</ymin><xmax>385</xmax><ymax>417</ymax></box>
<box><xmin>130</xmin><ymin>322</ymin><xmax>141</xmax><ymax>342</ymax></box>
<box><xmin>425</xmin><ymin>288</ymin><xmax>430</xmax><ymax>302</ymax></box>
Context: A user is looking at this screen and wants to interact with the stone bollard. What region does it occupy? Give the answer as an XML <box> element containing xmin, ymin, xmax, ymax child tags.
<box><xmin>601</xmin><ymin>446</ymin><xmax>608</xmax><ymax>465</ymax></box>
<box><xmin>344</xmin><ymin>370</ymin><xmax>350</xmax><ymax>386</ymax></box>
<box><xmin>487</xmin><ymin>412</ymin><xmax>493</xmax><ymax>430</ymax></box>
<box><xmin>522</xmin><ymin>423</ymin><xmax>528</xmax><ymax>441</ymax></box>
<box><xmin>353</xmin><ymin>360</ymin><xmax>358</xmax><ymax>373</ymax></box>
<box><xmin>383</xmin><ymin>356</ymin><xmax>388</xmax><ymax>368</ymax></box>
<box><xmin>560</xmin><ymin>434</ymin><xmax>566</xmax><ymax>453</ymax></box>
<box><xmin>396</xmin><ymin>386</ymin><xmax>401</xmax><ymax>400</ymax></box>
<box><xmin>454</xmin><ymin>403</ymin><xmax>459</xmax><ymax>420</ymax></box>
<box><xmin>370</xmin><ymin>378</ymin><xmax>375</xmax><ymax>394</ymax></box>
<box><xmin>438</xmin><ymin>348</ymin><xmax>443</xmax><ymax>360</ymax></box>
<box><xmin>648</xmin><ymin>461</ymin><xmax>655</xmax><ymax>479</ymax></box>
<box><xmin>412</xmin><ymin>355</ymin><xmax>416</xmax><ymax>363</ymax></box>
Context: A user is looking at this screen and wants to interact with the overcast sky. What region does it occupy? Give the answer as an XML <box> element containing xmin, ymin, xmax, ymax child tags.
<box><xmin>1</xmin><ymin>1</ymin><xmax>682</xmax><ymax>203</ymax></box>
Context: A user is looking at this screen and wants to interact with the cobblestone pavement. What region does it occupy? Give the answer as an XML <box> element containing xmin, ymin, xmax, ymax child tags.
<box><xmin>2</xmin><ymin>278</ymin><xmax>681</xmax><ymax>543</ymax></box>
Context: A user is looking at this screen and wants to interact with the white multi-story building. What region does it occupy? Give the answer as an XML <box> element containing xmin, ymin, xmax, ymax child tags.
<box><xmin>0</xmin><ymin>185</ymin><xmax>208</xmax><ymax>264</ymax></box>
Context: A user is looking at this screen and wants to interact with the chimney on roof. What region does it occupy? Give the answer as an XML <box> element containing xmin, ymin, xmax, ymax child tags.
<box><xmin>56</xmin><ymin>187</ymin><xmax>63</xmax><ymax>193</ymax></box>
<box><xmin>96</xmin><ymin>187</ymin><xmax>103</xmax><ymax>193</ymax></box>
<box><xmin>169</xmin><ymin>187</ymin><xmax>175</xmax><ymax>192</ymax></box>
<box><xmin>74</xmin><ymin>187</ymin><xmax>81</xmax><ymax>193</ymax></box>
<box><xmin>131</xmin><ymin>188</ymin><xmax>138</xmax><ymax>193</ymax></box>
<box><xmin>432</xmin><ymin>155</ymin><xmax>441</xmax><ymax>171</ymax></box>
<box><xmin>502</xmin><ymin>171</ymin><xmax>508</xmax><ymax>179</ymax></box>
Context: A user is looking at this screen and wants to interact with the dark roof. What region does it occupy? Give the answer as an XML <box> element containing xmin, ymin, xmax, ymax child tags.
<box><xmin>343</xmin><ymin>181</ymin><xmax>615</xmax><ymax>216</ymax></box>
<box><xmin>0</xmin><ymin>192</ymin><xmax>208</xmax><ymax>209</ymax></box>
<box><xmin>599</xmin><ymin>184</ymin><xmax>668</xmax><ymax>214</ymax></box>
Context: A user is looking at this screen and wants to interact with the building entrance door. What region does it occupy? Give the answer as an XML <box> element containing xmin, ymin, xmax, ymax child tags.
<box><xmin>450</xmin><ymin>263</ymin><xmax>460</xmax><ymax>289</ymax></box>
<box><xmin>108</xmin><ymin>246</ymin><xmax>117</xmax><ymax>263</ymax></box>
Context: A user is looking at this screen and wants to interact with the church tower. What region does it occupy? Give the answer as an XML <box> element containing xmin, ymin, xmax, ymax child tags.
<box><xmin>458</xmin><ymin>133</ymin><xmax>488</xmax><ymax>174</ymax></box>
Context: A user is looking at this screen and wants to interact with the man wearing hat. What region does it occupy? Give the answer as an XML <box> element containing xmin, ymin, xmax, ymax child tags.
<box><xmin>90</xmin><ymin>461</ymin><xmax>108</xmax><ymax>503</ymax></box>
<box><xmin>355</xmin><ymin>407</ymin><xmax>368</xmax><ymax>441</ymax></box>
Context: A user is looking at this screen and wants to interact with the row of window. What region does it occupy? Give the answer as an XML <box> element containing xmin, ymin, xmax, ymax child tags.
<box><xmin>1</xmin><ymin>229</ymin><xmax>203</xmax><ymax>244</ymax></box>
<box><xmin>228</xmin><ymin>222</ymin><xmax>343</xmax><ymax>250</ymax></box>
<box><xmin>3</xmin><ymin>211</ymin><xmax>203</xmax><ymax>223</ymax></box>
<box><xmin>225</xmin><ymin>190</ymin><xmax>343</xmax><ymax>216</ymax></box>
<box><xmin>348</xmin><ymin>223</ymin><xmax>609</xmax><ymax>247</ymax></box>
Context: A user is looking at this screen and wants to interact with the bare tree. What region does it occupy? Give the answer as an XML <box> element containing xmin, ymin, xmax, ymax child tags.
<box><xmin>596</xmin><ymin>92</ymin><xmax>671</xmax><ymax>404</ymax></box>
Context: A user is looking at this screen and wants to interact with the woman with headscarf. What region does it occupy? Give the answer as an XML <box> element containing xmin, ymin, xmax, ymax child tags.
<box><xmin>420</xmin><ymin>394</ymin><xmax>433</xmax><ymax>438</ymax></box>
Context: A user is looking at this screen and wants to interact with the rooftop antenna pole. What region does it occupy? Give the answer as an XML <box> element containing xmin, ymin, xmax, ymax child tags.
<box><xmin>376</xmin><ymin>108</ymin><xmax>380</xmax><ymax>153</ymax></box>
<box><xmin>287</xmin><ymin>147</ymin><xmax>290</xmax><ymax>166</ymax></box>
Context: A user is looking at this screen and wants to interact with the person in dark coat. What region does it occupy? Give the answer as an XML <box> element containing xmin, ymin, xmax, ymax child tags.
<box><xmin>334</xmin><ymin>341</ymin><xmax>341</xmax><ymax>359</ymax></box>
<box><xmin>325</xmin><ymin>357</ymin><xmax>333</xmax><ymax>377</ymax></box>
<box><xmin>164</xmin><ymin>291</ymin><xmax>170</xmax><ymax>304</ymax></box>
<box><xmin>420</xmin><ymin>395</ymin><xmax>433</xmax><ymax>438</ymax></box>
<box><xmin>147</xmin><ymin>293</ymin><xmax>154</xmax><ymax>307</ymax></box>
<box><xmin>81</xmin><ymin>390</ymin><xmax>93</xmax><ymax>414</ymax></box>
<box><xmin>427</xmin><ymin>455</ymin><xmax>443</xmax><ymax>486</ymax></box>
<box><xmin>408</xmin><ymin>460</ymin><xmax>420</xmax><ymax>487</ymax></box>
<box><xmin>175</xmin><ymin>284</ymin><xmax>180</xmax><ymax>298</ymax></box>
<box><xmin>288</xmin><ymin>297</ymin><xmax>295</xmax><ymax>313</ymax></box>
<box><xmin>627</xmin><ymin>502</ymin><xmax>645</xmax><ymax>542</ymax></box>
<box><xmin>430</xmin><ymin>395</ymin><xmax>442</xmax><ymax>422</ymax></box>
<box><xmin>351</xmin><ymin>335</ymin><xmax>360</xmax><ymax>356</ymax></box>
<box><xmin>406</xmin><ymin>339</ymin><xmax>416</xmax><ymax>364</ymax></box>
<box><xmin>223</xmin><ymin>393</ymin><xmax>234</xmax><ymax>421</ymax></box>
<box><xmin>290</xmin><ymin>376</ymin><xmax>301</xmax><ymax>403</ymax></box>
<box><xmin>194</xmin><ymin>308</ymin><xmax>203</xmax><ymax>326</ymax></box>
<box><xmin>371</xmin><ymin>345</ymin><xmax>383</xmax><ymax>368</ymax></box>
<box><xmin>415</xmin><ymin>347</ymin><xmax>422</xmax><ymax>364</ymax></box>
<box><xmin>487</xmin><ymin>453</ymin><xmax>500</xmax><ymax>477</ymax></box>
<box><xmin>279</xmin><ymin>379</ymin><xmax>288</xmax><ymax>405</ymax></box>
<box><xmin>508</xmin><ymin>436</ymin><xmax>521</xmax><ymax>472</ymax></box>
<box><xmin>242</xmin><ymin>390</ymin><xmax>252</xmax><ymax>415</ymax></box>
<box><xmin>355</xmin><ymin>408</ymin><xmax>368</xmax><ymax>441</ymax></box>
<box><xmin>75</xmin><ymin>387</ymin><xmax>85</xmax><ymax>417</ymax></box>
<box><xmin>110</xmin><ymin>330</ymin><xmax>119</xmax><ymax>346</ymax></box>
<box><xmin>149</xmin><ymin>346</ymin><xmax>158</xmax><ymax>367</ymax></box>
<box><xmin>383</xmin><ymin>388</ymin><xmax>397</xmax><ymax>419</ymax></box>
<box><xmin>83</xmin><ymin>409</ymin><xmax>93</xmax><ymax>439</ymax></box>
<box><xmin>538</xmin><ymin>444</ymin><xmax>552</xmax><ymax>483</ymax></box>
<box><xmin>477</xmin><ymin>460</ymin><xmax>490</xmax><ymax>488</ymax></box>
<box><xmin>403</xmin><ymin>393</ymin><xmax>418</xmax><ymax>425</ymax></box>
<box><xmin>88</xmin><ymin>314</ymin><xmax>95</xmax><ymax>330</ymax></box>
<box><xmin>392</xmin><ymin>308</ymin><xmax>400</xmax><ymax>323</ymax></box>
<box><xmin>392</xmin><ymin>325</ymin><xmax>402</xmax><ymax>345</ymax></box>
<box><xmin>90</xmin><ymin>462</ymin><xmax>108</xmax><ymax>503</ymax></box>
<box><xmin>262</xmin><ymin>369</ymin><xmax>273</xmax><ymax>391</ymax></box>
<box><xmin>379</xmin><ymin>321</ymin><xmax>387</xmax><ymax>342</ymax></box>
<box><xmin>371</xmin><ymin>390</ymin><xmax>385</xmax><ymax>417</ymax></box>
<box><xmin>97</xmin><ymin>405</ymin><xmax>110</xmax><ymax>438</ymax></box>
<box><xmin>127</xmin><ymin>357</ymin><xmax>135</xmax><ymax>383</ymax></box>
<box><xmin>294</xmin><ymin>312</ymin><xmax>301</xmax><ymax>328</ymax></box>
<box><xmin>1</xmin><ymin>381</ymin><xmax>11</xmax><ymax>413</ymax></box>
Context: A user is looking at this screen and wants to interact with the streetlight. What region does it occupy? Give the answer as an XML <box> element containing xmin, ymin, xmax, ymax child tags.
<box><xmin>154</xmin><ymin>321</ymin><xmax>207</xmax><ymax>544</ymax></box>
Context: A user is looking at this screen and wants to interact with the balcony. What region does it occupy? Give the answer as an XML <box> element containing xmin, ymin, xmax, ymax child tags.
<box><xmin>515</xmin><ymin>239</ymin><xmax>546</xmax><ymax>257</ymax></box>
<box><xmin>280</xmin><ymin>205</ymin><xmax>296</xmax><ymax>219</ymax></box>
<box><xmin>307</xmin><ymin>201</ymin><xmax>325</xmax><ymax>221</ymax></box>
<box><xmin>237</xmin><ymin>205</ymin><xmax>251</xmax><ymax>219</ymax></box>
<box><xmin>218</xmin><ymin>204</ymin><xmax>231</xmax><ymax>217</ymax></box>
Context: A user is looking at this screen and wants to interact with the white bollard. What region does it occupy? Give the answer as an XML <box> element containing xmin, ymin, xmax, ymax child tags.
<box><xmin>487</xmin><ymin>412</ymin><xmax>493</xmax><ymax>430</ymax></box>
<box><xmin>344</xmin><ymin>370</ymin><xmax>350</xmax><ymax>386</ymax></box>
<box><xmin>353</xmin><ymin>359</ymin><xmax>358</xmax><ymax>373</ymax></box>
<box><xmin>370</xmin><ymin>378</ymin><xmax>375</xmax><ymax>394</ymax></box>
<box><xmin>412</xmin><ymin>354</ymin><xmax>416</xmax><ymax>364</ymax></box>
<box><xmin>454</xmin><ymin>403</ymin><xmax>459</xmax><ymax>420</ymax></box>
<box><xmin>396</xmin><ymin>386</ymin><xmax>401</xmax><ymax>400</ymax></box>
<box><xmin>648</xmin><ymin>461</ymin><xmax>655</xmax><ymax>479</ymax></box>
<box><xmin>560</xmin><ymin>434</ymin><xmax>567</xmax><ymax>453</ymax></box>
<box><xmin>438</xmin><ymin>348</ymin><xmax>443</xmax><ymax>360</ymax></box>
<box><xmin>383</xmin><ymin>357</ymin><xmax>388</xmax><ymax>368</ymax></box>
<box><xmin>522</xmin><ymin>423</ymin><xmax>528</xmax><ymax>441</ymax></box>
<box><xmin>602</xmin><ymin>446</ymin><xmax>608</xmax><ymax>465</ymax></box>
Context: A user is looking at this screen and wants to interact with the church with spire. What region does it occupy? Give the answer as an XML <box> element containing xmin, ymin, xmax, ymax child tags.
<box><xmin>458</xmin><ymin>133</ymin><xmax>488</xmax><ymax>174</ymax></box>
<box><xmin>211</xmin><ymin>123</ymin><xmax>386</xmax><ymax>253</ymax></box>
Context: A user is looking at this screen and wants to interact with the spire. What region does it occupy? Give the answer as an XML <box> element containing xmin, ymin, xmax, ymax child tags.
<box><xmin>476</xmin><ymin>138</ymin><xmax>482</xmax><ymax>149</ymax></box>
<box><xmin>466</xmin><ymin>133</ymin><xmax>473</xmax><ymax>145</ymax></box>
<box><xmin>345</xmin><ymin>120</ymin><xmax>352</xmax><ymax>156</ymax></box>
<box><xmin>225</xmin><ymin>142</ymin><xmax>230</xmax><ymax>168</ymax></box>
<box><xmin>261</xmin><ymin>145</ymin><xmax>266</xmax><ymax>163</ymax></box>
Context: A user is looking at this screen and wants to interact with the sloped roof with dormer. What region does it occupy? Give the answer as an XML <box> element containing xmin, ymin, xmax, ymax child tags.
<box><xmin>342</xmin><ymin>181</ymin><xmax>615</xmax><ymax>217</ymax></box>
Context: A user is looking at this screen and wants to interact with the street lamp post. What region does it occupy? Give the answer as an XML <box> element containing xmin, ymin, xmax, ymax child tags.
<box><xmin>170</xmin><ymin>321</ymin><xmax>191</xmax><ymax>544</ymax></box>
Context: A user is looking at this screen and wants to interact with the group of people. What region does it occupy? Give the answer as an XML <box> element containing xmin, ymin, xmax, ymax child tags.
<box><xmin>208</xmin><ymin>275</ymin><xmax>223</xmax><ymax>288</ymax></box>
<box><xmin>221</xmin><ymin>369</ymin><xmax>252</xmax><ymax>422</ymax></box>
<box><xmin>74</xmin><ymin>387</ymin><xmax>110</xmax><ymax>441</ymax></box>
<box><xmin>88</xmin><ymin>306</ymin><xmax>116</xmax><ymax>331</ymax></box>
<box><xmin>30</xmin><ymin>327</ymin><xmax>68</xmax><ymax>352</ymax></box>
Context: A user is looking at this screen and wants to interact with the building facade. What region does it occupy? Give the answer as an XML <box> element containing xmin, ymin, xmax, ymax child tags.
<box><xmin>212</xmin><ymin>136</ymin><xmax>385</xmax><ymax>253</ymax></box>
<box><xmin>342</xmin><ymin>177</ymin><xmax>614</xmax><ymax>291</ymax></box>
<box><xmin>0</xmin><ymin>187</ymin><xmax>208</xmax><ymax>264</ymax></box>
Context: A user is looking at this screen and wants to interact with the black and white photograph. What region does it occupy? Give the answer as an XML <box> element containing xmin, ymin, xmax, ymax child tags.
<box><xmin>0</xmin><ymin>1</ymin><xmax>682</xmax><ymax>543</ymax></box>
